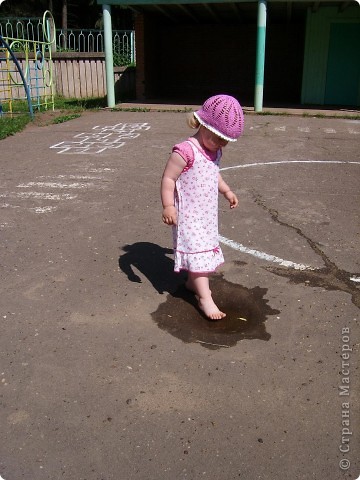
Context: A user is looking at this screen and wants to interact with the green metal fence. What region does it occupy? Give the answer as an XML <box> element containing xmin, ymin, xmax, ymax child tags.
<box><xmin>0</xmin><ymin>11</ymin><xmax>56</xmax><ymax>115</ymax></box>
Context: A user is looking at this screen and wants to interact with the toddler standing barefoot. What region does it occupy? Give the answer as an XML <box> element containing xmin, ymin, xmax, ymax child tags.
<box><xmin>161</xmin><ymin>94</ymin><xmax>244</xmax><ymax>320</ymax></box>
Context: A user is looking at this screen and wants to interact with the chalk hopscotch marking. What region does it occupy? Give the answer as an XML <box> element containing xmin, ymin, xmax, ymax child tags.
<box><xmin>220</xmin><ymin>160</ymin><xmax>360</xmax><ymax>280</ymax></box>
<box><xmin>50</xmin><ymin>122</ymin><xmax>150</xmax><ymax>154</ymax></box>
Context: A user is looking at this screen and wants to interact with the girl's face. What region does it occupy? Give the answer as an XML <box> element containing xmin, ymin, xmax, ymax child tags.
<box><xmin>200</xmin><ymin>127</ymin><xmax>229</xmax><ymax>151</ymax></box>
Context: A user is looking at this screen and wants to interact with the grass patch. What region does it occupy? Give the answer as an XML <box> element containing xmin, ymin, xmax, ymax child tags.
<box><xmin>52</xmin><ymin>113</ymin><xmax>82</xmax><ymax>124</ymax></box>
<box><xmin>256</xmin><ymin>110</ymin><xmax>290</xmax><ymax>116</ymax></box>
<box><xmin>111</xmin><ymin>107</ymin><xmax>151</xmax><ymax>113</ymax></box>
<box><xmin>0</xmin><ymin>114</ymin><xmax>30</xmax><ymax>140</ymax></box>
<box><xmin>302</xmin><ymin>112</ymin><xmax>360</xmax><ymax>120</ymax></box>
<box><xmin>0</xmin><ymin>96</ymin><xmax>107</xmax><ymax>140</ymax></box>
<box><xmin>254</xmin><ymin>110</ymin><xmax>360</xmax><ymax>120</ymax></box>
<box><xmin>55</xmin><ymin>96</ymin><xmax>107</xmax><ymax>110</ymax></box>
<box><xmin>111</xmin><ymin>106</ymin><xmax>195</xmax><ymax>113</ymax></box>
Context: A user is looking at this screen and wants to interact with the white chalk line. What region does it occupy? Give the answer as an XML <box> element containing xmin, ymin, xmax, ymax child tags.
<box><xmin>1</xmin><ymin>192</ymin><xmax>77</xmax><ymax>200</ymax></box>
<box><xmin>38</xmin><ymin>174</ymin><xmax>105</xmax><ymax>180</ymax></box>
<box><xmin>220</xmin><ymin>160</ymin><xmax>360</xmax><ymax>172</ymax></box>
<box><xmin>30</xmin><ymin>206</ymin><xmax>58</xmax><ymax>214</ymax></box>
<box><xmin>350</xmin><ymin>276</ymin><xmax>360</xmax><ymax>283</ymax></box>
<box><xmin>88</xmin><ymin>167</ymin><xmax>115</xmax><ymax>173</ymax></box>
<box><xmin>219</xmin><ymin>235</ymin><xmax>312</xmax><ymax>271</ymax></box>
<box><xmin>17</xmin><ymin>181</ymin><xmax>99</xmax><ymax>190</ymax></box>
<box><xmin>250</xmin><ymin>126</ymin><xmax>360</xmax><ymax>135</ymax></box>
<box><xmin>220</xmin><ymin>160</ymin><xmax>359</xmax><ymax>282</ymax></box>
<box><xmin>1</xmin><ymin>169</ymin><xmax>113</xmax><ymax>215</ymax></box>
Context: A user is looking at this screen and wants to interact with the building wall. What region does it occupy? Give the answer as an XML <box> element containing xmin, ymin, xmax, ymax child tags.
<box><xmin>135</xmin><ymin>14</ymin><xmax>145</xmax><ymax>99</ymax></box>
<box><xmin>264</xmin><ymin>23</ymin><xmax>305</xmax><ymax>104</ymax></box>
<box><xmin>134</xmin><ymin>7</ymin><xmax>306</xmax><ymax>105</ymax></box>
<box><xmin>134</xmin><ymin>13</ymin><xmax>162</xmax><ymax>100</ymax></box>
<box><xmin>302</xmin><ymin>6</ymin><xmax>360</xmax><ymax>106</ymax></box>
<box><xmin>158</xmin><ymin>23</ymin><xmax>257</xmax><ymax>102</ymax></box>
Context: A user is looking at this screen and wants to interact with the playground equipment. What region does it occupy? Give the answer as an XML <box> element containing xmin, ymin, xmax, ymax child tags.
<box><xmin>0</xmin><ymin>11</ymin><xmax>56</xmax><ymax>118</ymax></box>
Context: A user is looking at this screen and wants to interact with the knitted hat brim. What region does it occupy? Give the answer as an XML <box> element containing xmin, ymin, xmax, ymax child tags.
<box><xmin>194</xmin><ymin>111</ymin><xmax>237</xmax><ymax>142</ymax></box>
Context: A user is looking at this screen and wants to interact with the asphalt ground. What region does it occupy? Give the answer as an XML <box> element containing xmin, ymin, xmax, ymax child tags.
<box><xmin>0</xmin><ymin>109</ymin><xmax>359</xmax><ymax>480</ymax></box>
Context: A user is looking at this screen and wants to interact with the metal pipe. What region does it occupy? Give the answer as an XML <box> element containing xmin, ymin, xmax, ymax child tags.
<box><xmin>102</xmin><ymin>4</ymin><xmax>115</xmax><ymax>108</ymax></box>
<box><xmin>0</xmin><ymin>35</ymin><xmax>34</xmax><ymax>118</ymax></box>
<box><xmin>254</xmin><ymin>0</ymin><xmax>267</xmax><ymax>112</ymax></box>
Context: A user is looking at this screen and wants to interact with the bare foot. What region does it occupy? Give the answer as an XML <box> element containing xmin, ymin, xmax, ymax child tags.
<box><xmin>198</xmin><ymin>296</ymin><xmax>226</xmax><ymax>320</ymax></box>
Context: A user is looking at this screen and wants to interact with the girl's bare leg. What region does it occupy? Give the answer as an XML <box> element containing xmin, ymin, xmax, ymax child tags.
<box><xmin>186</xmin><ymin>272</ymin><xmax>226</xmax><ymax>320</ymax></box>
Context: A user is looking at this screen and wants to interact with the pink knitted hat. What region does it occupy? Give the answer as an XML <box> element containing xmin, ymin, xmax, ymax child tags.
<box><xmin>194</xmin><ymin>94</ymin><xmax>244</xmax><ymax>142</ymax></box>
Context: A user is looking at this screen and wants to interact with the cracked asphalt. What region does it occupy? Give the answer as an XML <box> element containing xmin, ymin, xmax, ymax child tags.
<box><xmin>0</xmin><ymin>109</ymin><xmax>359</xmax><ymax>480</ymax></box>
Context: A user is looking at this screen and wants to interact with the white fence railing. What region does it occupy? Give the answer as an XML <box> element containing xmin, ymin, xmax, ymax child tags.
<box><xmin>0</xmin><ymin>17</ymin><xmax>135</xmax><ymax>66</ymax></box>
<box><xmin>56</xmin><ymin>29</ymin><xmax>135</xmax><ymax>65</ymax></box>
<box><xmin>0</xmin><ymin>16</ymin><xmax>46</xmax><ymax>42</ymax></box>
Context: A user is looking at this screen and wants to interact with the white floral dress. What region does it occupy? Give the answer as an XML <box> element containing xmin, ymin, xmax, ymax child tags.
<box><xmin>172</xmin><ymin>138</ymin><xmax>224</xmax><ymax>273</ymax></box>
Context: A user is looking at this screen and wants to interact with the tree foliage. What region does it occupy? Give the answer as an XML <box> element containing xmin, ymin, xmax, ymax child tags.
<box><xmin>1</xmin><ymin>0</ymin><xmax>134</xmax><ymax>32</ymax></box>
<box><xmin>0</xmin><ymin>0</ymin><xmax>134</xmax><ymax>29</ymax></box>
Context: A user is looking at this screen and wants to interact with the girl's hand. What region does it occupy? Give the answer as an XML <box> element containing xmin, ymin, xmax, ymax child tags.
<box><xmin>162</xmin><ymin>206</ymin><xmax>177</xmax><ymax>225</ymax></box>
<box><xmin>223</xmin><ymin>190</ymin><xmax>239</xmax><ymax>209</ymax></box>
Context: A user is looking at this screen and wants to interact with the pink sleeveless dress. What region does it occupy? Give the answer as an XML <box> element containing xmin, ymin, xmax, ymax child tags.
<box><xmin>172</xmin><ymin>138</ymin><xmax>224</xmax><ymax>273</ymax></box>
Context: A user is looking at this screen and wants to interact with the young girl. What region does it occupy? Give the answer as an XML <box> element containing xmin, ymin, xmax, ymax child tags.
<box><xmin>161</xmin><ymin>94</ymin><xmax>244</xmax><ymax>320</ymax></box>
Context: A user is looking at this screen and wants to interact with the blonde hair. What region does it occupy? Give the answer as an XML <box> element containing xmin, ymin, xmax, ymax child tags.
<box><xmin>187</xmin><ymin>113</ymin><xmax>200</xmax><ymax>130</ymax></box>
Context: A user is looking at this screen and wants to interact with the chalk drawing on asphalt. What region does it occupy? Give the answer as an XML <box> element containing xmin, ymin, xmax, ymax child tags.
<box><xmin>50</xmin><ymin>122</ymin><xmax>151</xmax><ymax>154</ymax></box>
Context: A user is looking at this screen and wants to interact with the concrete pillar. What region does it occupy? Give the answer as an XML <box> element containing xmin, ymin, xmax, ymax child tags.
<box><xmin>102</xmin><ymin>4</ymin><xmax>115</xmax><ymax>107</ymax></box>
<box><xmin>254</xmin><ymin>0</ymin><xmax>267</xmax><ymax>112</ymax></box>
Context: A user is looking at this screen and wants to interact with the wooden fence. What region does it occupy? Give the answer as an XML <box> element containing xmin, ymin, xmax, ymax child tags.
<box><xmin>53</xmin><ymin>52</ymin><xmax>106</xmax><ymax>98</ymax></box>
<box><xmin>0</xmin><ymin>51</ymin><xmax>135</xmax><ymax>105</ymax></box>
<box><xmin>53</xmin><ymin>52</ymin><xmax>135</xmax><ymax>100</ymax></box>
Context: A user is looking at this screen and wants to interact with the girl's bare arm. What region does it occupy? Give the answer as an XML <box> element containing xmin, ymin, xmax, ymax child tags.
<box><xmin>218</xmin><ymin>173</ymin><xmax>239</xmax><ymax>209</ymax></box>
<box><xmin>161</xmin><ymin>152</ymin><xmax>186</xmax><ymax>225</ymax></box>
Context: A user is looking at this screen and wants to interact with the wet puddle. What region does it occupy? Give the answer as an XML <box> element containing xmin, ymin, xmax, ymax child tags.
<box><xmin>151</xmin><ymin>274</ymin><xmax>279</xmax><ymax>349</ymax></box>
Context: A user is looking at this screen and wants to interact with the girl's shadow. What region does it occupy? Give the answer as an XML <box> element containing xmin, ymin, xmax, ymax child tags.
<box><xmin>118</xmin><ymin>242</ymin><xmax>187</xmax><ymax>295</ymax></box>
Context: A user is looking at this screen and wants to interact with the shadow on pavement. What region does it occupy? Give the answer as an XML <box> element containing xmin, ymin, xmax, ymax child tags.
<box><xmin>119</xmin><ymin>242</ymin><xmax>279</xmax><ymax>349</ymax></box>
